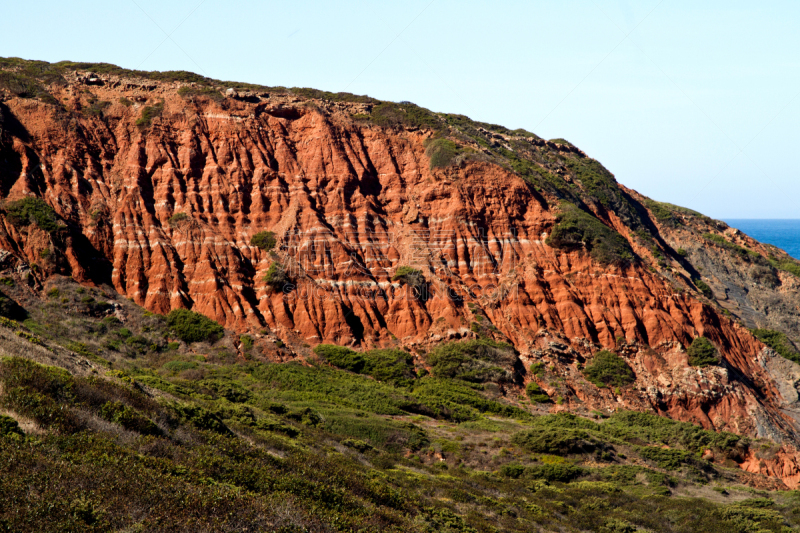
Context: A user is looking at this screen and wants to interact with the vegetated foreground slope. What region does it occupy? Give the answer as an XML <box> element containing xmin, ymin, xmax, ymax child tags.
<box><xmin>0</xmin><ymin>278</ymin><xmax>799</xmax><ymax>532</ymax></box>
<box><xmin>1</xmin><ymin>58</ymin><xmax>800</xmax><ymax>529</ymax></box>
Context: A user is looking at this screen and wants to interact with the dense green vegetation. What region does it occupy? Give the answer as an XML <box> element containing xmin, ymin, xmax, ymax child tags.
<box><xmin>687</xmin><ymin>337</ymin><xmax>721</xmax><ymax>368</ymax></box>
<box><xmin>166</xmin><ymin>309</ymin><xmax>224</xmax><ymax>344</ymax></box>
<box><xmin>4</xmin><ymin>197</ymin><xmax>62</xmax><ymax>234</ymax></box>
<box><xmin>582</xmin><ymin>350</ymin><xmax>636</xmax><ymax>388</ymax></box>
<box><xmin>250</xmin><ymin>230</ymin><xmax>277</xmax><ymax>251</ymax></box>
<box><xmin>546</xmin><ymin>202</ymin><xmax>635</xmax><ymax>266</ymax></box>
<box><xmin>752</xmin><ymin>329</ymin><xmax>800</xmax><ymax>365</ymax></box>
<box><xmin>426</xmin><ymin>338</ymin><xmax>517</xmax><ymax>384</ymax></box>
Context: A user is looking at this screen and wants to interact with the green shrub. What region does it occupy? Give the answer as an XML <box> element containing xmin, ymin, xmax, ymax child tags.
<box><xmin>426</xmin><ymin>338</ymin><xmax>517</xmax><ymax>383</ymax></box>
<box><xmin>264</xmin><ymin>262</ymin><xmax>290</xmax><ymax>290</ymax></box>
<box><xmin>512</xmin><ymin>428</ymin><xmax>597</xmax><ymax>454</ymax></box>
<box><xmin>4</xmin><ymin>197</ymin><xmax>61</xmax><ymax>233</ymax></box>
<box><xmin>500</xmin><ymin>463</ymin><xmax>525</xmax><ymax>478</ymax></box>
<box><xmin>168</xmin><ymin>212</ymin><xmax>189</xmax><ymax>225</ymax></box>
<box><xmin>0</xmin><ymin>414</ymin><xmax>23</xmax><ymax>437</ymax></box>
<box><xmin>118</xmin><ymin>97</ymin><xmax>133</xmax><ymax>106</ymax></box>
<box><xmin>314</xmin><ymin>344</ymin><xmax>366</xmax><ymax>373</ymax></box>
<box><xmin>177</xmin><ymin>86</ymin><xmax>223</xmax><ymax>102</ymax></box>
<box><xmin>314</xmin><ymin>345</ymin><xmax>417</xmax><ymax>387</ymax></box>
<box><xmin>752</xmin><ymin>328</ymin><xmax>800</xmax><ymax>364</ymax></box>
<box><xmin>687</xmin><ymin>337</ymin><xmax>720</xmax><ymax>367</ymax></box>
<box><xmin>368</xmin><ymin>102</ymin><xmax>442</xmax><ymax>131</ymax></box>
<box><xmin>166</xmin><ymin>309</ymin><xmax>224</xmax><ymax>343</ymax></box>
<box><xmin>676</xmin><ymin>248</ymin><xmax>688</xmax><ymax>257</ymax></box>
<box><xmin>240</xmin><ymin>334</ymin><xmax>254</xmax><ymax>351</ymax></box>
<box><xmin>99</xmin><ymin>401</ymin><xmax>161</xmax><ymax>436</ymax></box>
<box><xmin>636</xmin><ymin>446</ymin><xmax>693</xmax><ymax>470</ymax></box>
<box><xmin>135</xmin><ymin>102</ymin><xmax>163</xmax><ymax>129</ymax></box>
<box><xmin>162</xmin><ymin>360</ymin><xmax>198</xmax><ymax>374</ymax></box>
<box><xmin>250</xmin><ymin>231</ymin><xmax>277</xmax><ymax>251</ymax></box>
<box><xmin>526</xmin><ymin>382</ymin><xmax>551</xmax><ymax>403</ymax></box>
<box><xmin>582</xmin><ymin>350</ymin><xmax>635</xmax><ymax>388</ymax></box>
<box><xmin>171</xmin><ymin>403</ymin><xmax>230</xmax><ymax>434</ymax></box>
<box><xmin>425</xmin><ymin>138</ymin><xmax>461</xmax><ymax>169</ymax></box>
<box><xmin>528</xmin><ymin>463</ymin><xmax>585</xmax><ymax>482</ymax></box>
<box><xmin>392</xmin><ymin>266</ymin><xmax>427</xmax><ymax>300</ymax></box>
<box><xmin>546</xmin><ymin>202</ymin><xmax>634</xmax><ymax>266</ymax></box>
<box><xmin>694</xmin><ymin>279</ymin><xmax>713</xmax><ymax>298</ymax></box>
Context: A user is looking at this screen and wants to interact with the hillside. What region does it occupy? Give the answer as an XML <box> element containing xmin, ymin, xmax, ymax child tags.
<box><xmin>1</xmin><ymin>57</ymin><xmax>800</xmax><ymax>531</ymax></box>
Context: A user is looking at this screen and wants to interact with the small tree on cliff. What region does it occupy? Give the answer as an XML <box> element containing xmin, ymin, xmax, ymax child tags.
<box><xmin>392</xmin><ymin>266</ymin><xmax>427</xmax><ymax>301</ymax></box>
<box><xmin>687</xmin><ymin>337</ymin><xmax>721</xmax><ymax>367</ymax></box>
<box><xmin>582</xmin><ymin>350</ymin><xmax>635</xmax><ymax>388</ymax></box>
<box><xmin>251</xmin><ymin>231</ymin><xmax>277</xmax><ymax>251</ymax></box>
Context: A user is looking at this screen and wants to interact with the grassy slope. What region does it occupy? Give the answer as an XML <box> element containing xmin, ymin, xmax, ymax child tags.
<box><xmin>0</xmin><ymin>276</ymin><xmax>798</xmax><ymax>532</ymax></box>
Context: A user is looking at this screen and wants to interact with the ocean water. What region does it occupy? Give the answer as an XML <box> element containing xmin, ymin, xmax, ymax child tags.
<box><xmin>724</xmin><ymin>220</ymin><xmax>800</xmax><ymax>260</ymax></box>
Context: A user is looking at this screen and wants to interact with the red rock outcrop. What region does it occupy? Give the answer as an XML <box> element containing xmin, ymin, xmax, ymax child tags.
<box><xmin>2</xmin><ymin>69</ymin><xmax>800</xmax><ymax>486</ymax></box>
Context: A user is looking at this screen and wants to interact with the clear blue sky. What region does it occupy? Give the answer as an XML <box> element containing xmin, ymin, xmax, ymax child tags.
<box><xmin>3</xmin><ymin>1</ymin><xmax>799</xmax><ymax>218</ymax></box>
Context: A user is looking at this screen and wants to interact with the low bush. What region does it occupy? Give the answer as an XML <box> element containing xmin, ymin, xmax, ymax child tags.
<box><xmin>264</xmin><ymin>262</ymin><xmax>290</xmax><ymax>290</ymax></box>
<box><xmin>513</xmin><ymin>427</ymin><xmax>598</xmax><ymax>455</ymax></box>
<box><xmin>694</xmin><ymin>279</ymin><xmax>713</xmax><ymax>298</ymax></box>
<box><xmin>687</xmin><ymin>337</ymin><xmax>720</xmax><ymax>367</ymax></box>
<box><xmin>0</xmin><ymin>414</ymin><xmax>23</xmax><ymax>437</ymax></box>
<box><xmin>526</xmin><ymin>382</ymin><xmax>550</xmax><ymax>403</ymax></box>
<box><xmin>636</xmin><ymin>446</ymin><xmax>693</xmax><ymax>470</ymax></box>
<box><xmin>250</xmin><ymin>231</ymin><xmax>277</xmax><ymax>251</ymax></box>
<box><xmin>168</xmin><ymin>212</ymin><xmax>189</xmax><ymax>225</ymax></box>
<box><xmin>166</xmin><ymin>309</ymin><xmax>224</xmax><ymax>344</ymax></box>
<box><xmin>314</xmin><ymin>345</ymin><xmax>417</xmax><ymax>387</ymax></box>
<box><xmin>582</xmin><ymin>350</ymin><xmax>635</xmax><ymax>388</ymax></box>
<box><xmin>162</xmin><ymin>360</ymin><xmax>198</xmax><ymax>374</ymax></box>
<box><xmin>546</xmin><ymin>202</ymin><xmax>634</xmax><ymax>266</ymax></box>
<box><xmin>135</xmin><ymin>102</ymin><xmax>164</xmax><ymax>129</ymax></box>
<box><xmin>171</xmin><ymin>403</ymin><xmax>230</xmax><ymax>434</ymax></box>
<box><xmin>314</xmin><ymin>344</ymin><xmax>366</xmax><ymax>373</ymax></box>
<box><xmin>177</xmin><ymin>86</ymin><xmax>223</xmax><ymax>102</ymax></box>
<box><xmin>528</xmin><ymin>463</ymin><xmax>585</xmax><ymax>483</ymax></box>
<box><xmin>99</xmin><ymin>401</ymin><xmax>161</xmax><ymax>436</ymax></box>
<box><xmin>424</xmin><ymin>138</ymin><xmax>462</xmax><ymax>169</ymax></box>
<box><xmin>392</xmin><ymin>266</ymin><xmax>427</xmax><ymax>300</ymax></box>
<box><xmin>367</xmin><ymin>102</ymin><xmax>442</xmax><ymax>131</ymax></box>
<box><xmin>4</xmin><ymin>197</ymin><xmax>61</xmax><ymax>233</ymax></box>
<box><xmin>426</xmin><ymin>338</ymin><xmax>517</xmax><ymax>383</ymax></box>
<box><xmin>752</xmin><ymin>328</ymin><xmax>800</xmax><ymax>364</ymax></box>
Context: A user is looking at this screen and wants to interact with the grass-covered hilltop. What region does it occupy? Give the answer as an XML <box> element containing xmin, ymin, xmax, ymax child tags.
<box><xmin>1</xmin><ymin>57</ymin><xmax>800</xmax><ymax>532</ymax></box>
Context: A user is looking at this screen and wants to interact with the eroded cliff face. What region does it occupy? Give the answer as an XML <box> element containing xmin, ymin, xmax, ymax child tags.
<box><xmin>2</xmin><ymin>68</ymin><xmax>800</xmax><ymax>484</ymax></box>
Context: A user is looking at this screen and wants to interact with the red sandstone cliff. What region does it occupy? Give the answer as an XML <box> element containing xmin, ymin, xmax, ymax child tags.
<box><xmin>2</xmin><ymin>64</ymin><xmax>800</xmax><ymax>485</ymax></box>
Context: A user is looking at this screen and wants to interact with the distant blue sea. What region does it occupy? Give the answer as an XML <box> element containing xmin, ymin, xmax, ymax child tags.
<box><xmin>724</xmin><ymin>220</ymin><xmax>800</xmax><ymax>260</ymax></box>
